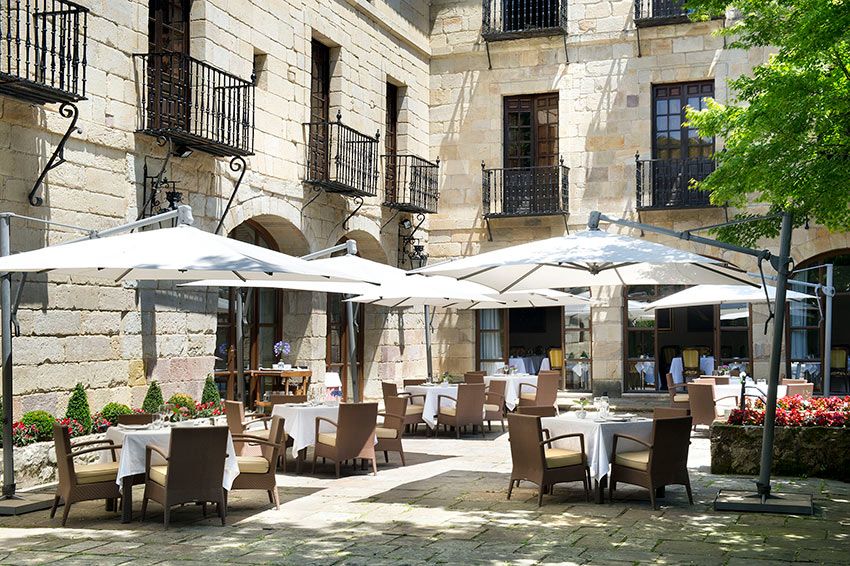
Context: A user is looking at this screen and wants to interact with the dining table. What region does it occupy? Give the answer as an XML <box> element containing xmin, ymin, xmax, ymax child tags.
<box><xmin>483</xmin><ymin>374</ymin><xmax>537</xmax><ymax>411</ymax></box>
<box><xmin>271</xmin><ymin>402</ymin><xmax>348</xmax><ymax>474</ymax></box>
<box><xmin>404</xmin><ymin>384</ymin><xmax>459</xmax><ymax>428</ymax></box>
<box><xmin>104</xmin><ymin>423</ymin><xmax>240</xmax><ymax>523</ymax></box>
<box><xmin>541</xmin><ymin>412</ymin><xmax>654</xmax><ymax>502</ymax></box>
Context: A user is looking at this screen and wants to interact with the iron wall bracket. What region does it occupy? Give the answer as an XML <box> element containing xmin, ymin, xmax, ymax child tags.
<box><xmin>28</xmin><ymin>102</ymin><xmax>80</xmax><ymax>206</ymax></box>
<box><xmin>341</xmin><ymin>196</ymin><xmax>365</xmax><ymax>231</ymax></box>
<box><xmin>215</xmin><ymin>155</ymin><xmax>248</xmax><ymax>235</ymax></box>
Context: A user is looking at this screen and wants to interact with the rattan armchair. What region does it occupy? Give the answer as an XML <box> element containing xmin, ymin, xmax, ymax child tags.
<box><xmin>652</xmin><ymin>407</ymin><xmax>690</xmax><ymax>419</ymax></box>
<box><xmin>517</xmin><ymin>405</ymin><xmax>558</xmax><ymax>417</ymax></box>
<box><xmin>117</xmin><ymin>413</ymin><xmax>154</xmax><ymax>425</ymax></box>
<box><xmin>230</xmin><ymin>415</ymin><xmax>286</xmax><ymax>510</ymax></box>
<box><xmin>688</xmin><ymin>382</ymin><xmax>737</xmax><ymax>428</ymax></box>
<box><xmin>375</xmin><ymin>396</ymin><xmax>407</xmax><ymax>465</ymax></box>
<box><xmin>402</xmin><ymin>379</ymin><xmax>426</xmax><ymax>387</ymax></box>
<box><xmin>312</xmin><ymin>403</ymin><xmax>379</xmax><ymax>477</ymax></box>
<box><xmin>609</xmin><ymin>416</ymin><xmax>694</xmax><ymax>509</ymax></box>
<box><xmin>665</xmin><ymin>373</ymin><xmax>690</xmax><ymax>410</ymax></box>
<box><xmin>518</xmin><ymin>371</ymin><xmax>559</xmax><ymax>408</ymax></box>
<box><xmin>51</xmin><ymin>424</ymin><xmax>122</xmax><ymax>526</ymax></box>
<box><xmin>464</xmin><ymin>371</ymin><xmax>486</xmax><ymax>384</ymax></box>
<box><xmin>786</xmin><ymin>382</ymin><xmax>814</xmax><ymax>398</ymax></box>
<box><xmin>382</xmin><ymin>381</ymin><xmax>425</xmax><ymax>434</ymax></box>
<box><xmin>141</xmin><ymin>426</ymin><xmax>230</xmax><ymax>528</ymax></box>
<box><xmin>506</xmin><ymin>413</ymin><xmax>590</xmax><ymax>506</ymax></box>
<box><xmin>269</xmin><ymin>393</ymin><xmax>307</xmax><ymax>405</ymax></box>
<box><xmin>225</xmin><ymin>400</ymin><xmax>272</xmax><ymax>454</ymax></box>
<box><xmin>436</xmin><ymin>383</ymin><xmax>486</xmax><ymax>438</ymax></box>
<box><xmin>484</xmin><ymin>379</ymin><xmax>506</xmax><ymax>431</ymax></box>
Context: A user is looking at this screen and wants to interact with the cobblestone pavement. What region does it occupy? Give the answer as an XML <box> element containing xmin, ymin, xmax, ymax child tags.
<box><xmin>0</xmin><ymin>428</ymin><xmax>847</xmax><ymax>565</ymax></box>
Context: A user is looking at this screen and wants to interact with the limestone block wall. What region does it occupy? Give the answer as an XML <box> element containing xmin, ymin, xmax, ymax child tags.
<box><xmin>0</xmin><ymin>0</ymin><xmax>432</xmax><ymax>417</ymax></box>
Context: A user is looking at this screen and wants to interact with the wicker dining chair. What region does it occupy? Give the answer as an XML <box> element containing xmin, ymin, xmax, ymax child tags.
<box><xmin>688</xmin><ymin>382</ymin><xmax>738</xmax><ymax>428</ymax></box>
<box><xmin>437</xmin><ymin>383</ymin><xmax>486</xmax><ymax>438</ymax></box>
<box><xmin>312</xmin><ymin>403</ymin><xmax>379</xmax><ymax>477</ymax></box>
<box><xmin>402</xmin><ymin>379</ymin><xmax>426</xmax><ymax>387</ymax></box>
<box><xmin>785</xmin><ymin>382</ymin><xmax>814</xmax><ymax>398</ymax></box>
<box><xmin>609</xmin><ymin>416</ymin><xmax>694</xmax><ymax>509</ymax></box>
<box><xmin>50</xmin><ymin>424</ymin><xmax>122</xmax><ymax>526</ymax></box>
<box><xmin>506</xmin><ymin>414</ymin><xmax>590</xmax><ymax>506</ymax></box>
<box><xmin>381</xmin><ymin>381</ymin><xmax>426</xmax><ymax>434</ymax></box>
<box><xmin>117</xmin><ymin>413</ymin><xmax>155</xmax><ymax>425</ymax></box>
<box><xmin>780</xmin><ymin>378</ymin><xmax>807</xmax><ymax>385</ymax></box>
<box><xmin>230</xmin><ymin>415</ymin><xmax>286</xmax><ymax>510</ymax></box>
<box><xmin>665</xmin><ymin>373</ymin><xmax>690</xmax><ymax>410</ymax></box>
<box><xmin>652</xmin><ymin>407</ymin><xmax>690</xmax><ymax>419</ymax></box>
<box><xmin>518</xmin><ymin>371</ymin><xmax>559</xmax><ymax>408</ymax></box>
<box><xmin>141</xmin><ymin>426</ymin><xmax>229</xmax><ymax>528</ymax></box>
<box><xmin>375</xmin><ymin>396</ymin><xmax>407</xmax><ymax>465</ymax></box>
<box><xmin>517</xmin><ymin>405</ymin><xmax>558</xmax><ymax>417</ymax></box>
<box><xmin>269</xmin><ymin>393</ymin><xmax>307</xmax><ymax>405</ymax></box>
<box><xmin>484</xmin><ymin>379</ymin><xmax>507</xmax><ymax>431</ymax></box>
<box><xmin>464</xmin><ymin>371</ymin><xmax>486</xmax><ymax>384</ymax></box>
<box><xmin>225</xmin><ymin>400</ymin><xmax>272</xmax><ymax>454</ymax></box>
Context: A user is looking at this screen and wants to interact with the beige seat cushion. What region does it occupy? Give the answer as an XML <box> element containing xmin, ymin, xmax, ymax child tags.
<box><xmin>439</xmin><ymin>406</ymin><xmax>456</xmax><ymax>417</ymax></box>
<box><xmin>405</xmin><ymin>404</ymin><xmax>424</xmax><ymax>415</ymax></box>
<box><xmin>545</xmin><ymin>448</ymin><xmax>583</xmax><ymax>468</ymax></box>
<box><xmin>149</xmin><ymin>464</ymin><xmax>168</xmax><ymax>486</ymax></box>
<box><xmin>673</xmin><ymin>394</ymin><xmax>689</xmax><ymax>402</ymax></box>
<box><xmin>317</xmin><ymin>432</ymin><xmax>337</xmax><ymax>446</ymax></box>
<box><xmin>75</xmin><ymin>462</ymin><xmax>119</xmax><ymax>485</ymax></box>
<box><xmin>236</xmin><ymin>455</ymin><xmax>270</xmax><ymax>474</ymax></box>
<box><xmin>520</xmin><ymin>393</ymin><xmax>536</xmax><ymax>401</ymax></box>
<box><xmin>375</xmin><ymin>427</ymin><xmax>398</xmax><ymax>439</ymax></box>
<box><xmin>484</xmin><ymin>403</ymin><xmax>501</xmax><ymax>413</ymax></box>
<box><xmin>615</xmin><ymin>450</ymin><xmax>650</xmax><ymax>471</ymax></box>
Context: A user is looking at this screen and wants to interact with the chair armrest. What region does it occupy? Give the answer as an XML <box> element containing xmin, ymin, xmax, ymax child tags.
<box><xmin>541</xmin><ymin>432</ymin><xmax>585</xmax><ymax>461</ymax></box>
<box><xmin>145</xmin><ymin>444</ymin><xmax>169</xmax><ymax>461</ymax></box>
<box><xmin>404</xmin><ymin>394</ymin><xmax>426</xmax><ymax>403</ymax></box>
<box><xmin>611</xmin><ymin>433</ymin><xmax>652</xmax><ymax>456</ymax></box>
<box><xmin>714</xmin><ymin>395</ymin><xmax>739</xmax><ymax>404</ymax></box>
<box><xmin>378</xmin><ymin>412</ymin><xmax>406</xmax><ymax>421</ymax></box>
<box><xmin>314</xmin><ymin>416</ymin><xmax>338</xmax><ymax>440</ymax></box>
<box><xmin>67</xmin><ymin>444</ymin><xmax>123</xmax><ymax>459</ymax></box>
<box><xmin>244</xmin><ymin>415</ymin><xmax>272</xmax><ymax>429</ymax></box>
<box><xmin>72</xmin><ymin>438</ymin><xmax>118</xmax><ymax>449</ymax></box>
<box><xmin>669</xmin><ymin>383</ymin><xmax>689</xmax><ymax>393</ymax></box>
<box><xmin>518</xmin><ymin>383</ymin><xmax>538</xmax><ymax>396</ymax></box>
<box><xmin>436</xmin><ymin>395</ymin><xmax>457</xmax><ymax>406</ymax></box>
<box><xmin>541</xmin><ymin>428</ymin><xmax>551</xmax><ymax>441</ymax></box>
<box><xmin>230</xmin><ymin>435</ymin><xmax>279</xmax><ymax>448</ymax></box>
<box><xmin>485</xmin><ymin>392</ymin><xmax>505</xmax><ymax>405</ymax></box>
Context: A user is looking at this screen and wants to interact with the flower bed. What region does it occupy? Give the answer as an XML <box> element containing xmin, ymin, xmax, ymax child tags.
<box><xmin>711</xmin><ymin>395</ymin><xmax>850</xmax><ymax>482</ymax></box>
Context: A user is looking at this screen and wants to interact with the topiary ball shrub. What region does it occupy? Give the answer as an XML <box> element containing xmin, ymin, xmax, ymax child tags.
<box><xmin>142</xmin><ymin>381</ymin><xmax>164</xmax><ymax>413</ymax></box>
<box><xmin>99</xmin><ymin>402</ymin><xmax>132</xmax><ymax>427</ymax></box>
<box><xmin>20</xmin><ymin>410</ymin><xmax>55</xmax><ymax>442</ymax></box>
<box><xmin>201</xmin><ymin>375</ymin><xmax>221</xmax><ymax>405</ymax></box>
<box><xmin>65</xmin><ymin>384</ymin><xmax>92</xmax><ymax>434</ymax></box>
<box><xmin>167</xmin><ymin>393</ymin><xmax>196</xmax><ymax>417</ymax></box>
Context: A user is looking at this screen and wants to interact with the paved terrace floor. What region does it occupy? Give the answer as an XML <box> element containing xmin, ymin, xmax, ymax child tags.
<box><xmin>0</xmin><ymin>427</ymin><xmax>847</xmax><ymax>565</ymax></box>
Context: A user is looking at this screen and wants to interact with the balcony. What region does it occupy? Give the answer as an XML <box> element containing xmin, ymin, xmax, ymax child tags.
<box><xmin>135</xmin><ymin>52</ymin><xmax>254</xmax><ymax>157</ymax></box>
<box><xmin>634</xmin><ymin>0</ymin><xmax>692</xmax><ymax>27</ymax></box>
<box><xmin>482</xmin><ymin>162</ymin><xmax>569</xmax><ymax>218</ymax></box>
<box><xmin>305</xmin><ymin>112</ymin><xmax>380</xmax><ymax>198</ymax></box>
<box><xmin>481</xmin><ymin>0</ymin><xmax>567</xmax><ymax>41</ymax></box>
<box><xmin>635</xmin><ymin>155</ymin><xmax>715</xmax><ymax>210</ymax></box>
<box><xmin>0</xmin><ymin>0</ymin><xmax>88</xmax><ymax>104</ymax></box>
<box><xmin>383</xmin><ymin>154</ymin><xmax>439</xmax><ymax>214</ymax></box>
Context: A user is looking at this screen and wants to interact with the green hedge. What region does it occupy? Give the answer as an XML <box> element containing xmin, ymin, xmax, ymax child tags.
<box><xmin>65</xmin><ymin>384</ymin><xmax>92</xmax><ymax>434</ymax></box>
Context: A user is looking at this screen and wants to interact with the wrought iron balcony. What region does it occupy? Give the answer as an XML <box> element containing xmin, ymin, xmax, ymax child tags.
<box><xmin>482</xmin><ymin>161</ymin><xmax>569</xmax><ymax>218</ymax></box>
<box><xmin>383</xmin><ymin>154</ymin><xmax>439</xmax><ymax>214</ymax></box>
<box><xmin>635</xmin><ymin>155</ymin><xmax>715</xmax><ymax>210</ymax></box>
<box><xmin>135</xmin><ymin>52</ymin><xmax>255</xmax><ymax>157</ymax></box>
<box><xmin>634</xmin><ymin>0</ymin><xmax>692</xmax><ymax>27</ymax></box>
<box><xmin>305</xmin><ymin>112</ymin><xmax>380</xmax><ymax>198</ymax></box>
<box><xmin>0</xmin><ymin>0</ymin><xmax>88</xmax><ymax>104</ymax></box>
<box><xmin>481</xmin><ymin>0</ymin><xmax>567</xmax><ymax>40</ymax></box>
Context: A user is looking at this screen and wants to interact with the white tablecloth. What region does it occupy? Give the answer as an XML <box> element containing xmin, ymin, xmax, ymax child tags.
<box><xmin>700</xmin><ymin>356</ymin><xmax>715</xmax><ymax>376</ymax></box>
<box><xmin>508</xmin><ymin>357</ymin><xmax>528</xmax><ymax>373</ymax></box>
<box><xmin>669</xmin><ymin>357</ymin><xmax>684</xmax><ymax>384</ymax></box>
<box><xmin>565</xmin><ymin>360</ymin><xmax>590</xmax><ymax>388</ymax></box>
<box><xmin>272</xmin><ymin>403</ymin><xmax>340</xmax><ymax>458</ymax></box>
<box><xmin>713</xmin><ymin>383</ymin><xmax>788</xmax><ymax>409</ymax></box>
<box><xmin>405</xmin><ymin>384</ymin><xmax>458</xmax><ymax>428</ymax></box>
<box><xmin>791</xmin><ymin>361</ymin><xmax>821</xmax><ymax>380</ymax></box>
<box><xmin>670</xmin><ymin>356</ymin><xmax>715</xmax><ymax>380</ymax></box>
<box><xmin>484</xmin><ymin>375</ymin><xmax>538</xmax><ymax>411</ymax></box>
<box><xmin>104</xmin><ymin>425</ymin><xmax>240</xmax><ymax>490</ymax></box>
<box><xmin>541</xmin><ymin>413</ymin><xmax>654</xmax><ymax>481</ymax></box>
<box><xmin>635</xmin><ymin>361</ymin><xmax>656</xmax><ymax>385</ymax></box>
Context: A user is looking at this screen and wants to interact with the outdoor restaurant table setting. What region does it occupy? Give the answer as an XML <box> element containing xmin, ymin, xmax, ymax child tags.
<box><xmin>271</xmin><ymin>401</ymin><xmax>341</xmax><ymax>458</ymax></box>
<box><xmin>483</xmin><ymin>374</ymin><xmax>537</xmax><ymax>411</ymax></box>
<box><xmin>404</xmin><ymin>383</ymin><xmax>459</xmax><ymax>428</ymax></box>
<box><xmin>103</xmin><ymin>418</ymin><xmax>240</xmax><ymax>522</ymax></box>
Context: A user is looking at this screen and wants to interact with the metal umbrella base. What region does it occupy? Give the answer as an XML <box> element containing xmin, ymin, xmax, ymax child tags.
<box><xmin>0</xmin><ymin>492</ymin><xmax>55</xmax><ymax>516</ymax></box>
<box><xmin>714</xmin><ymin>489</ymin><xmax>813</xmax><ymax>515</ymax></box>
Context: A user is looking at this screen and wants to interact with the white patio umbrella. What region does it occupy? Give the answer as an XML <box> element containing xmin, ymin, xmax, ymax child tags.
<box><xmin>642</xmin><ymin>284</ymin><xmax>813</xmax><ymax>311</ymax></box>
<box><xmin>446</xmin><ymin>288</ymin><xmax>589</xmax><ymax>310</ymax></box>
<box><xmin>414</xmin><ymin>230</ymin><xmax>753</xmax><ymax>292</ymax></box>
<box><xmin>348</xmin><ymin>275</ymin><xmax>501</xmax><ymax>308</ymax></box>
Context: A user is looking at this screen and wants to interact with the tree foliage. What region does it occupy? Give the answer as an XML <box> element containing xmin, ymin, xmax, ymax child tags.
<box><xmin>142</xmin><ymin>381</ymin><xmax>164</xmax><ymax>414</ymax></box>
<box><xmin>65</xmin><ymin>384</ymin><xmax>92</xmax><ymax>434</ymax></box>
<box><xmin>201</xmin><ymin>375</ymin><xmax>221</xmax><ymax>405</ymax></box>
<box><xmin>685</xmin><ymin>0</ymin><xmax>850</xmax><ymax>246</ymax></box>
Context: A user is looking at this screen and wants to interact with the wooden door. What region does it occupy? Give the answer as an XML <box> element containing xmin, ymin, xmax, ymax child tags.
<box><xmin>148</xmin><ymin>0</ymin><xmax>191</xmax><ymax>132</ymax></box>
<box><xmin>384</xmin><ymin>83</ymin><xmax>399</xmax><ymax>203</ymax></box>
<box><xmin>308</xmin><ymin>40</ymin><xmax>331</xmax><ymax>181</ymax></box>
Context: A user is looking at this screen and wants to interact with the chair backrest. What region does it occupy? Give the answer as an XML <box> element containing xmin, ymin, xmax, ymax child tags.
<box><xmin>259</xmin><ymin>416</ymin><xmax>285</xmax><ymax>463</ymax></box>
<box><xmin>660</xmin><ymin>346</ymin><xmax>680</xmax><ymax>370</ymax></box>
<box><xmin>224</xmin><ymin>400</ymin><xmax>246</xmax><ymax>434</ymax></box>
<box><xmin>693</xmin><ymin>377</ymin><xmax>715</xmax><ymax>384</ymax></box>
<box><xmin>648</xmin><ymin>416</ymin><xmax>692</xmax><ymax>478</ymax></box>
<box><xmin>534</xmin><ymin>372</ymin><xmax>560</xmax><ymax>406</ymax></box>
<box><xmin>486</xmin><ymin>379</ymin><xmax>507</xmax><ymax>406</ymax></box>
<box><xmin>166</xmin><ymin>426</ymin><xmax>229</xmax><ymax>504</ymax></box>
<box><xmin>381</xmin><ymin>381</ymin><xmax>399</xmax><ymax>402</ymax></box>
<box><xmin>781</xmin><ymin>378</ymin><xmax>806</xmax><ymax>385</ymax></box>
<box><xmin>382</xmin><ymin>396</ymin><xmax>408</xmax><ymax>435</ymax></box>
<box><xmin>117</xmin><ymin>413</ymin><xmax>154</xmax><ymax>425</ymax></box>
<box><xmin>403</xmin><ymin>379</ymin><xmax>426</xmax><ymax>387</ymax></box>
<box><xmin>653</xmin><ymin>407</ymin><xmax>690</xmax><ymax>419</ymax></box>
<box><xmin>729</xmin><ymin>368</ymin><xmax>741</xmax><ymax>377</ymax></box>
<box><xmin>517</xmin><ymin>405</ymin><xmax>557</xmax><ymax>417</ymax></box>
<box><xmin>464</xmin><ymin>371</ymin><xmax>485</xmax><ymax>384</ymax></box>
<box><xmin>53</xmin><ymin>424</ymin><xmax>76</xmax><ymax>487</ymax></box>
<box><xmin>506</xmin><ymin>413</ymin><xmax>545</xmax><ymax>476</ymax></box>
<box><xmin>682</xmin><ymin>348</ymin><xmax>700</xmax><ymax>369</ymax></box>
<box><xmin>548</xmin><ymin>348</ymin><xmax>563</xmax><ymax>369</ymax></box>
<box><xmin>455</xmin><ymin>383</ymin><xmax>486</xmax><ymax>422</ymax></box>
<box><xmin>830</xmin><ymin>346</ymin><xmax>849</xmax><ymax>370</ymax></box>
<box><xmin>786</xmin><ymin>382</ymin><xmax>814</xmax><ymax>398</ymax></box>
<box><xmin>687</xmin><ymin>382</ymin><xmax>720</xmax><ymax>427</ymax></box>
<box><xmin>713</xmin><ymin>376</ymin><xmax>730</xmax><ymax>385</ymax></box>
<box><xmin>336</xmin><ymin>403</ymin><xmax>379</xmax><ymax>460</ymax></box>
<box><xmin>269</xmin><ymin>393</ymin><xmax>307</xmax><ymax>405</ymax></box>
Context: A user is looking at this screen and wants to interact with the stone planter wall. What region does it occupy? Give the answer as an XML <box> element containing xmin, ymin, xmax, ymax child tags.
<box><xmin>711</xmin><ymin>423</ymin><xmax>850</xmax><ymax>482</ymax></box>
<box><xmin>0</xmin><ymin>433</ymin><xmax>107</xmax><ymax>489</ymax></box>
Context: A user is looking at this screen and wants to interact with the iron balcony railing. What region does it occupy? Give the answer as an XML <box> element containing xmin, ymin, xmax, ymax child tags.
<box><xmin>135</xmin><ymin>51</ymin><xmax>255</xmax><ymax>157</ymax></box>
<box><xmin>481</xmin><ymin>0</ymin><xmax>567</xmax><ymax>40</ymax></box>
<box><xmin>482</xmin><ymin>161</ymin><xmax>569</xmax><ymax>217</ymax></box>
<box><xmin>0</xmin><ymin>0</ymin><xmax>88</xmax><ymax>104</ymax></box>
<box><xmin>634</xmin><ymin>0</ymin><xmax>691</xmax><ymax>26</ymax></box>
<box><xmin>305</xmin><ymin>112</ymin><xmax>380</xmax><ymax>198</ymax></box>
<box><xmin>383</xmin><ymin>154</ymin><xmax>439</xmax><ymax>214</ymax></box>
<box><xmin>635</xmin><ymin>155</ymin><xmax>715</xmax><ymax>209</ymax></box>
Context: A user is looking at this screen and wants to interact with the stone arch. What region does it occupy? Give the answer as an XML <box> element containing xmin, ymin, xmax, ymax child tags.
<box><xmin>340</xmin><ymin>229</ymin><xmax>388</xmax><ymax>264</ymax></box>
<box><xmin>247</xmin><ymin>214</ymin><xmax>310</xmax><ymax>257</ymax></box>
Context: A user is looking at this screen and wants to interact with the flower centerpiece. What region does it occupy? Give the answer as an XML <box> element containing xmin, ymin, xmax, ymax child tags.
<box><xmin>574</xmin><ymin>398</ymin><xmax>590</xmax><ymax>419</ymax></box>
<box><xmin>716</xmin><ymin>364</ymin><xmax>731</xmax><ymax>376</ymax></box>
<box><xmin>273</xmin><ymin>340</ymin><xmax>291</xmax><ymax>370</ymax></box>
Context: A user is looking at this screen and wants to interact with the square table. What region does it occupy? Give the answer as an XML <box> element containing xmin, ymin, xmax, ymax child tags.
<box><xmin>483</xmin><ymin>374</ymin><xmax>538</xmax><ymax>411</ymax></box>
<box><xmin>104</xmin><ymin>424</ymin><xmax>240</xmax><ymax>523</ymax></box>
<box><xmin>404</xmin><ymin>384</ymin><xmax>459</xmax><ymax>428</ymax></box>
<box><xmin>541</xmin><ymin>413</ymin><xmax>654</xmax><ymax>502</ymax></box>
<box><xmin>271</xmin><ymin>403</ymin><xmax>340</xmax><ymax>473</ymax></box>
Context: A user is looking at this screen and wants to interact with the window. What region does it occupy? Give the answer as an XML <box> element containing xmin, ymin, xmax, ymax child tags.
<box><xmin>147</xmin><ymin>0</ymin><xmax>191</xmax><ymax>132</ymax></box>
<box><xmin>499</xmin><ymin>0</ymin><xmax>562</xmax><ymax>33</ymax></box>
<box><xmin>653</xmin><ymin>82</ymin><xmax>714</xmax><ymax>161</ymax></box>
<box><xmin>253</xmin><ymin>51</ymin><xmax>268</xmax><ymax>89</ymax></box>
<box><xmin>563</xmin><ymin>293</ymin><xmax>592</xmax><ymax>390</ymax></box>
<box><xmin>478</xmin><ymin>309</ymin><xmax>506</xmax><ymax>374</ymax></box>
<box><xmin>308</xmin><ymin>39</ymin><xmax>331</xmax><ymax>181</ymax></box>
<box><xmin>385</xmin><ymin>83</ymin><xmax>400</xmax><ymax>203</ymax></box>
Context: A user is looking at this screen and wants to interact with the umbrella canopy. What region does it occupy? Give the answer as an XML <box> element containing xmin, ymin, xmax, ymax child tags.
<box><xmin>414</xmin><ymin>230</ymin><xmax>752</xmax><ymax>292</ymax></box>
<box><xmin>643</xmin><ymin>284</ymin><xmax>813</xmax><ymax>311</ymax></box>
<box><xmin>348</xmin><ymin>275</ymin><xmax>500</xmax><ymax>308</ymax></box>
<box><xmin>447</xmin><ymin>288</ymin><xmax>589</xmax><ymax>310</ymax></box>
<box><xmin>0</xmin><ymin>225</ymin><xmax>355</xmax><ymax>282</ymax></box>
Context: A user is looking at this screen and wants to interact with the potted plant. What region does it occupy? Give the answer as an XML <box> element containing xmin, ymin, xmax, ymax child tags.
<box><xmin>574</xmin><ymin>398</ymin><xmax>590</xmax><ymax>419</ymax></box>
<box><xmin>273</xmin><ymin>340</ymin><xmax>291</xmax><ymax>370</ymax></box>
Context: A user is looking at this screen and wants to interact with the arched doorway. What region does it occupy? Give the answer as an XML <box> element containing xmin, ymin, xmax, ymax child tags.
<box><xmin>788</xmin><ymin>250</ymin><xmax>850</xmax><ymax>394</ymax></box>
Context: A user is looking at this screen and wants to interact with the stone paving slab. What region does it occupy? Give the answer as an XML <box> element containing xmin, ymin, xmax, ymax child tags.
<box><xmin>0</xmin><ymin>431</ymin><xmax>848</xmax><ymax>564</ymax></box>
